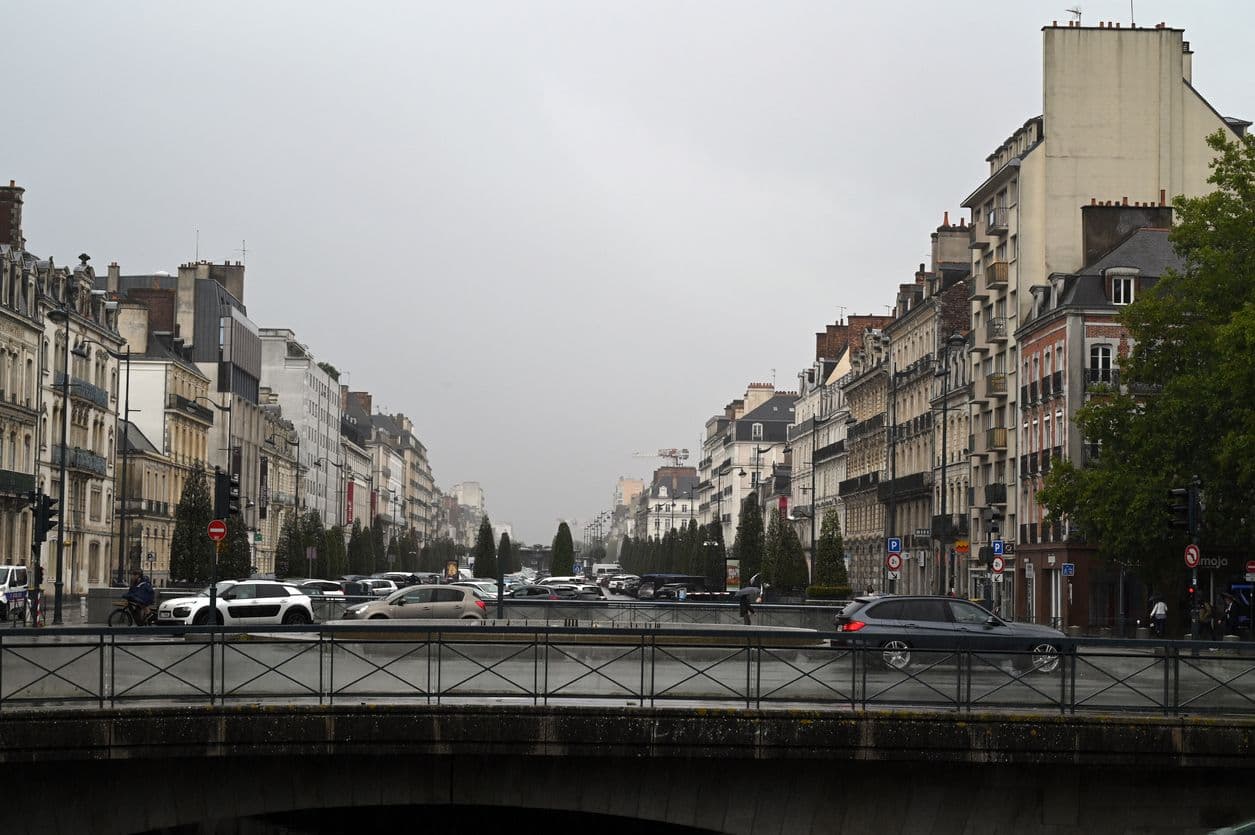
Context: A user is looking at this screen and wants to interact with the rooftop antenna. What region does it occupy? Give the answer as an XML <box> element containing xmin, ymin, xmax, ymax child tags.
<box><xmin>1129</xmin><ymin>0</ymin><xmax>1135</xmax><ymax>26</ymax></box>
<box><xmin>835</xmin><ymin>304</ymin><xmax>847</xmax><ymax>323</ymax></box>
<box><xmin>235</xmin><ymin>239</ymin><xmax>248</xmax><ymax>265</ymax></box>
<box><xmin>195</xmin><ymin>228</ymin><xmax>199</xmax><ymax>261</ymax></box>
<box><xmin>771</xmin><ymin>368</ymin><xmax>776</xmax><ymax>388</ymax></box>
<box><xmin>1066</xmin><ymin>5</ymin><xmax>1082</xmax><ymax>25</ymax></box>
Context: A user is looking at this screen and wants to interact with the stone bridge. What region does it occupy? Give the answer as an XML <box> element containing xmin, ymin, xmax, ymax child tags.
<box><xmin>2</xmin><ymin>704</ymin><xmax>1253</xmax><ymax>834</ymax></box>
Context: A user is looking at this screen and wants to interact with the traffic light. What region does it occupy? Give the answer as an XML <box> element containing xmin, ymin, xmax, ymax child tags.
<box><xmin>214</xmin><ymin>468</ymin><xmax>242</xmax><ymax>518</ymax></box>
<box><xmin>32</xmin><ymin>494</ymin><xmax>59</xmax><ymax>543</ymax></box>
<box><xmin>1168</xmin><ymin>487</ymin><xmax>1190</xmax><ymax>529</ymax></box>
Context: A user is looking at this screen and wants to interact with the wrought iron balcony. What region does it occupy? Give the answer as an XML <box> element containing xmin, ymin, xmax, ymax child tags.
<box><xmin>54</xmin><ymin>372</ymin><xmax>110</xmax><ymax>409</ymax></box>
<box><xmin>166</xmin><ymin>393</ymin><xmax>216</xmax><ymax>423</ymax></box>
<box><xmin>986</xmin><ymin>206</ymin><xmax>1009</xmax><ymax>235</ymax></box>
<box><xmin>52</xmin><ymin>444</ymin><xmax>108</xmax><ymax>477</ymax></box>
<box><xmin>0</xmin><ymin>468</ymin><xmax>35</xmax><ymax>496</ymax></box>
<box><xmin>1084</xmin><ymin>368</ymin><xmax>1120</xmax><ymax>391</ymax></box>
<box><xmin>984</xmin><ymin>482</ymin><xmax>1007</xmax><ymax>505</ymax></box>
<box><xmin>986</xmin><ymin>317</ymin><xmax>1008</xmax><ymax>342</ymax></box>
<box><xmin>931</xmin><ymin>513</ymin><xmax>969</xmax><ymax>539</ymax></box>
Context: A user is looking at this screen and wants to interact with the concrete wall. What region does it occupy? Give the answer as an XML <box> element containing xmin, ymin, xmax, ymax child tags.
<box><xmin>3</xmin><ymin>705</ymin><xmax>1253</xmax><ymax>834</ymax></box>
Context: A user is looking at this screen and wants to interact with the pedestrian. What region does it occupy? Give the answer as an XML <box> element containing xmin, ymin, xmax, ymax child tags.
<box><xmin>1149</xmin><ymin>596</ymin><xmax>1168</xmax><ymax>638</ymax></box>
<box><xmin>1221</xmin><ymin>593</ymin><xmax>1238</xmax><ymax>637</ymax></box>
<box><xmin>947</xmin><ymin>587</ymin><xmax>956</xmax><ymax>598</ymax></box>
<box><xmin>739</xmin><ymin>593</ymin><xmax>754</xmax><ymax>626</ymax></box>
<box><xmin>1200</xmin><ymin>599</ymin><xmax>1216</xmax><ymax>639</ymax></box>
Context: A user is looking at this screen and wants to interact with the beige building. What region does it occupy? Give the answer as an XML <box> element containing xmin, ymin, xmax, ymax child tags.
<box><xmin>962</xmin><ymin>22</ymin><xmax>1246</xmax><ymax>602</ymax></box>
<box><xmin>258</xmin><ymin>396</ymin><xmax>298</xmax><ymax>575</ymax></box>
<box><xmin>840</xmin><ymin>327</ymin><xmax>890</xmax><ymax>593</ymax></box>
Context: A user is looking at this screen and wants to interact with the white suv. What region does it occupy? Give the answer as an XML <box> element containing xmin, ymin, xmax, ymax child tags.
<box><xmin>157</xmin><ymin>580</ymin><xmax>315</xmax><ymax>626</ymax></box>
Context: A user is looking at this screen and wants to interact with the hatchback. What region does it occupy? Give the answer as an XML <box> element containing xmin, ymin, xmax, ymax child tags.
<box><xmin>342</xmin><ymin>585</ymin><xmax>486</xmax><ymax>620</ymax></box>
<box><xmin>832</xmin><ymin>595</ymin><xmax>1068</xmax><ymax>672</ymax></box>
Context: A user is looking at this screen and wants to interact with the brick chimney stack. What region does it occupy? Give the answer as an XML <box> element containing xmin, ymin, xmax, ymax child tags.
<box><xmin>0</xmin><ymin>180</ymin><xmax>24</xmax><ymax>250</ymax></box>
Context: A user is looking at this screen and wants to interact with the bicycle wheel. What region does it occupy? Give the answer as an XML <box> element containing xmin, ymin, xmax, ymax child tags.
<box><xmin>107</xmin><ymin>607</ymin><xmax>134</xmax><ymax>627</ymax></box>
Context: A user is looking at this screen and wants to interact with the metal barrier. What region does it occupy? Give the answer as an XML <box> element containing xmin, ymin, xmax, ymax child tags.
<box><xmin>1</xmin><ymin>626</ymin><xmax>1253</xmax><ymax>716</ymax></box>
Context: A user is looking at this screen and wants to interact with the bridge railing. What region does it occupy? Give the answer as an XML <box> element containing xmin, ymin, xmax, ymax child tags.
<box><xmin>1</xmin><ymin>625</ymin><xmax>1252</xmax><ymax>716</ymax></box>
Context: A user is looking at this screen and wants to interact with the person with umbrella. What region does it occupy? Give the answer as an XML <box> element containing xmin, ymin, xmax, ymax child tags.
<box><xmin>737</xmin><ymin>585</ymin><xmax>759</xmax><ymax>625</ymax></box>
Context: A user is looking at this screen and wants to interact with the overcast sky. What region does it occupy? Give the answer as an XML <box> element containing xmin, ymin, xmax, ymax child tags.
<box><xmin>7</xmin><ymin>1</ymin><xmax>1252</xmax><ymax>544</ymax></box>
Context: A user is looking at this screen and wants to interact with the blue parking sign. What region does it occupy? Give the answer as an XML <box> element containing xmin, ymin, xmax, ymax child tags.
<box><xmin>992</xmin><ymin>540</ymin><xmax>1004</xmax><ymax>556</ymax></box>
<box><xmin>1062</xmin><ymin>562</ymin><xmax>1075</xmax><ymax>577</ymax></box>
<box><xmin>887</xmin><ymin>538</ymin><xmax>902</xmax><ymax>554</ymax></box>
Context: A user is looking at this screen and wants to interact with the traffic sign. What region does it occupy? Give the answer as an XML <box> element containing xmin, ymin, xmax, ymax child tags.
<box><xmin>1246</xmin><ymin>560</ymin><xmax>1255</xmax><ymax>574</ymax></box>
<box><xmin>992</xmin><ymin>540</ymin><xmax>1005</xmax><ymax>557</ymax></box>
<box><xmin>207</xmin><ymin>520</ymin><xmax>227</xmax><ymax>542</ymax></box>
<box><xmin>991</xmin><ymin>573</ymin><xmax>1004</xmax><ymax>584</ymax></box>
<box><xmin>1184</xmin><ymin>543</ymin><xmax>1201</xmax><ymax>569</ymax></box>
<box><xmin>886</xmin><ymin>553</ymin><xmax>903</xmax><ymax>572</ymax></box>
<box><xmin>887</xmin><ymin>537</ymin><xmax>902</xmax><ymax>554</ymax></box>
<box><xmin>887</xmin><ymin>570</ymin><xmax>901</xmax><ymax>581</ymax></box>
<box><xmin>991</xmin><ymin>555</ymin><xmax>1005</xmax><ymax>573</ymax></box>
<box><xmin>1061</xmin><ymin>562</ymin><xmax>1075</xmax><ymax>577</ymax></box>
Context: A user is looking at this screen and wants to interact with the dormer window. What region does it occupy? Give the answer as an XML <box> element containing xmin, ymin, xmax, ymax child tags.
<box><xmin>1112</xmin><ymin>276</ymin><xmax>1134</xmax><ymax>305</ymax></box>
<box><xmin>751</xmin><ymin>423</ymin><xmax>763</xmax><ymax>440</ymax></box>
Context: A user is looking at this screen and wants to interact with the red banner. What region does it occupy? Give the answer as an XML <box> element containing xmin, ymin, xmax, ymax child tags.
<box><xmin>346</xmin><ymin>481</ymin><xmax>355</xmax><ymax>527</ymax></box>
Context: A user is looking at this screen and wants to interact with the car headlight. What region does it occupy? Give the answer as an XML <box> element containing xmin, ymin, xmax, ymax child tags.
<box><xmin>173</xmin><ymin>606</ymin><xmax>191</xmax><ymax>618</ymax></box>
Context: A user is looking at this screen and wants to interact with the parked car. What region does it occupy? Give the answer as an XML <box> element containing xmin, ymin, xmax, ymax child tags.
<box><xmin>342</xmin><ymin>585</ymin><xmax>485</xmax><ymax>620</ymax></box>
<box><xmin>452</xmin><ymin>580</ymin><xmax>501</xmax><ymax>601</ymax></box>
<box><xmin>509</xmin><ymin>585</ymin><xmax>559</xmax><ymax>600</ymax></box>
<box><xmin>157</xmin><ymin>580</ymin><xmax>315</xmax><ymax>626</ymax></box>
<box><xmin>339</xmin><ymin>580</ymin><xmax>375</xmax><ymax>598</ymax></box>
<box><xmin>654</xmin><ymin>583</ymin><xmax>697</xmax><ymax>601</ymax></box>
<box><xmin>362</xmin><ymin>579</ymin><xmax>398</xmax><ymax>598</ymax></box>
<box><xmin>832</xmin><ymin>595</ymin><xmax>1067</xmax><ymax>672</ymax></box>
<box><xmin>607</xmin><ymin>574</ymin><xmax>639</xmax><ymax>593</ymax></box>
<box><xmin>298</xmin><ymin>579</ymin><xmax>345</xmax><ymax>597</ymax></box>
<box><xmin>538</xmin><ymin>576</ymin><xmax>586</xmax><ymax>587</ymax></box>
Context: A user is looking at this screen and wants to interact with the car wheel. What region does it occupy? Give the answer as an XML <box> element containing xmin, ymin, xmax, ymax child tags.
<box><xmin>1030</xmin><ymin>642</ymin><xmax>1060</xmax><ymax>673</ymax></box>
<box><xmin>192</xmin><ymin>609</ymin><xmax>223</xmax><ymax>626</ymax></box>
<box><xmin>282</xmin><ymin>608</ymin><xmax>311</xmax><ymax>625</ymax></box>
<box><xmin>880</xmin><ymin>640</ymin><xmax>912</xmax><ymax>671</ymax></box>
<box><xmin>368</xmin><ymin>614</ymin><xmax>388</xmax><ymax>620</ymax></box>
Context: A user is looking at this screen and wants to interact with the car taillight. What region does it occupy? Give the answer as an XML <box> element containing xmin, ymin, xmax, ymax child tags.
<box><xmin>475</xmin><ymin>599</ymin><xmax>485</xmax><ymax>610</ymax></box>
<box><xmin>548</xmin><ymin>594</ymin><xmax>558</xmax><ymax>600</ymax></box>
<box><xmin>840</xmin><ymin>620</ymin><xmax>866</xmax><ymax>632</ymax></box>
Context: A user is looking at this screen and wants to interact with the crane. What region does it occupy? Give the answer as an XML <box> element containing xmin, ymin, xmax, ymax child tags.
<box><xmin>633</xmin><ymin>448</ymin><xmax>690</xmax><ymax>467</ymax></box>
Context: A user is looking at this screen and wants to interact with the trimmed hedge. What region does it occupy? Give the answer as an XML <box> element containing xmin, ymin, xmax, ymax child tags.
<box><xmin>806</xmin><ymin>584</ymin><xmax>853</xmax><ymax>600</ymax></box>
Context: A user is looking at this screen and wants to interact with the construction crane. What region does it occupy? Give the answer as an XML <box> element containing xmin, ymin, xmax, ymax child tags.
<box><xmin>633</xmin><ymin>448</ymin><xmax>690</xmax><ymax>467</ymax></box>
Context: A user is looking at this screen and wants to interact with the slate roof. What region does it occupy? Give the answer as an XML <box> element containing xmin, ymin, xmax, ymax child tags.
<box><xmin>740</xmin><ymin>394</ymin><xmax>795</xmax><ymax>424</ymax></box>
<box><xmin>1080</xmin><ymin>227</ymin><xmax>1184</xmax><ymax>278</ymax></box>
<box><xmin>120</xmin><ymin>420</ymin><xmax>159</xmax><ymax>455</ymax></box>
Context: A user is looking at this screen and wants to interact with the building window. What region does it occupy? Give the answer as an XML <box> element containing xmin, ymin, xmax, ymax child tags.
<box><xmin>1112</xmin><ymin>276</ymin><xmax>1134</xmax><ymax>305</ymax></box>
<box><xmin>1089</xmin><ymin>344</ymin><xmax>1113</xmax><ymax>383</ymax></box>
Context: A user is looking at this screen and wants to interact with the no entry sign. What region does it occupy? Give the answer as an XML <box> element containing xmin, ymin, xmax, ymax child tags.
<box><xmin>208</xmin><ymin>519</ymin><xmax>227</xmax><ymax>542</ymax></box>
<box><xmin>1184</xmin><ymin>543</ymin><xmax>1200</xmax><ymax>569</ymax></box>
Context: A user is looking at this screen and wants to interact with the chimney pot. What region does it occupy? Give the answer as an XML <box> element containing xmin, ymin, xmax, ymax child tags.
<box><xmin>1122</xmin><ymin>196</ymin><xmax>1128</xmax><ymax>206</ymax></box>
<box><xmin>943</xmin><ymin>210</ymin><xmax>949</xmax><ymax>225</ymax></box>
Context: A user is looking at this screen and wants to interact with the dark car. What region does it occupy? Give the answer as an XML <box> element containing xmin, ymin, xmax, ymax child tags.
<box><xmin>832</xmin><ymin>595</ymin><xmax>1068</xmax><ymax>673</ymax></box>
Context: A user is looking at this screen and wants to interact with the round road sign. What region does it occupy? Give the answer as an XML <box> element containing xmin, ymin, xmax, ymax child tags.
<box><xmin>1246</xmin><ymin>560</ymin><xmax>1255</xmax><ymax>575</ymax></box>
<box><xmin>207</xmin><ymin>519</ymin><xmax>228</xmax><ymax>542</ymax></box>
<box><xmin>991</xmin><ymin>555</ymin><xmax>1005</xmax><ymax>573</ymax></box>
<box><xmin>1184</xmin><ymin>543</ymin><xmax>1201</xmax><ymax>569</ymax></box>
<box><xmin>886</xmin><ymin>553</ymin><xmax>903</xmax><ymax>571</ymax></box>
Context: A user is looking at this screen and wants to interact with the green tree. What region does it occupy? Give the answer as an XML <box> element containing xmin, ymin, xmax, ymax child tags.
<box><xmin>1039</xmin><ymin>130</ymin><xmax>1255</xmax><ymax>588</ymax></box>
<box><xmin>274</xmin><ymin>511</ymin><xmax>304</xmax><ymax>579</ymax></box>
<box><xmin>473</xmin><ymin>516</ymin><xmax>497</xmax><ymax>578</ymax></box>
<box><xmin>347</xmin><ymin>520</ymin><xmax>372</xmax><ymax>575</ymax></box>
<box><xmin>170</xmin><ymin>469</ymin><xmax>215</xmax><ymax>584</ymax></box>
<box><xmin>302</xmin><ymin>510</ymin><xmax>326</xmax><ymax>578</ymax></box>
<box><xmin>369</xmin><ymin>516</ymin><xmax>387</xmax><ymax>573</ymax></box>
<box><xmin>497</xmin><ymin>532</ymin><xmax>513</xmax><ymax>576</ymax></box>
<box><xmin>762</xmin><ymin>507</ymin><xmax>782</xmax><ymax>586</ymax></box>
<box><xmin>701</xmin><ymin>522</ymin><xmax>728</xmax><ymax>590</ymax></box>
<box><xmin>551</xmin><ymin>522</ymin><xmax>574</xmax><ymax>575</ymax></box>
<box><xmin>776</xmin><ymin>522</ymin><xmax>809</xmax><ymax>592</ymax></box>
<box><xmin>813</xmin><ymin>508</ymin><xmax>850</xmax><ymax>588</ymax></box>
<box><xmin>325</xmin><ymin>526</ymin><xmax>348</xmax><ymax>578</ymax></box>
<box><xmin>732</xmin><ymin>493</ymin><xmax>764</xmax><ymax>583</ymax></box>
<box><xmin>219</xmin><ymin>516</ymin><xmax>252</xmax><ymax>580</ymax></box>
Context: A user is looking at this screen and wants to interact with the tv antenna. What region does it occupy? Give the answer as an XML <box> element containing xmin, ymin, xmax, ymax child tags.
<box><xmin>1066</xmin><ymin>6</ymin><xmax>1082</xmax><ymax>24</ymax></box>
<box><xmin>235</xmin><ymin>239</ymin><xmax>249</xmax><ymax>265</ymax></box>
<box><xmin>835</xmin><ymin>305</ymin><xmax>847</xmax><ymax>323</ymax></box>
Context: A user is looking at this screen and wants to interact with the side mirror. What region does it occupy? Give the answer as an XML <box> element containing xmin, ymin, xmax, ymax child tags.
<box><xmin>985</xmin><ymin>616</ymin><xmax>1001</xmax><ymax>626</ymax></box>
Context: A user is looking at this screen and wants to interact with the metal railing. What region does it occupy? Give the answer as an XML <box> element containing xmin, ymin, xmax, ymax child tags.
<box><xmin>2</xmin><ymin>626</ymin><xmax>1253</xmax><ymax>716</ymax></box>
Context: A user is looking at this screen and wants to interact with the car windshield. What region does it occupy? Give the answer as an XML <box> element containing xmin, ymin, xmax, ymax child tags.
<box><xmin>196</xmin><ymin>582</ymin><xmax>235</xmax><ymax>597</ymax></box>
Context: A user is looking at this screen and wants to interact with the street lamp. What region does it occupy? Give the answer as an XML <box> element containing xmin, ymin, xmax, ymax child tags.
<box><xmin>45</xmin><ymin>284</ymin><xmax>77</xmax><ymax>625</ymax></box>
<box><xmin>936</xmin><ymin>331</ymin><xmax>966</xmax><ymax>596</ymax></box>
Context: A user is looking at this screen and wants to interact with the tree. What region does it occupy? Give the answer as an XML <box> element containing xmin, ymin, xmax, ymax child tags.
<box><xmin>497</xmin><ymin>532</ymin><xmax>513</xmax><ymax>576</ymax></box>
<box><xmin>775</xmin><ymin>522</ymin><xmax>810</xmax><ymax>592</ymax></box>
<box><xmin>813</xmin><ymin>508</ymin><xmax>850</xmax><ymax>588</ymax></box>
<box><xmin>551</xmin><ymin>522</ymin><xmax>574</xmax><ymax>575</ymax></box>
<box><xmin>369</xmin><ymin>516</ymin><xmax>387</xmax><ymax>574</ymax></box>
<box><xmin>274</xmin><ymin>511</ymin><xmax>304</xmax><ymax>579</ymax></box>
<box><xmin>732</xmin><ymin>493</ymin><xmax>764</xmax><ymax>583</ymax></box>
<box><xmin>473</xmin><ymin>516</ymin><xmax>497</xmax><ymax>578</ymax></box>
<box><xmin>170</xmin><ymin>469</ymin><xmax>214</xmax><ymax>584</ymax></box>
<box><xmin>219</xmin><ymin>516</ymin><xmax>252</xmax><ymax>581</ymax></box>
<box><xmin>1039</xmin><ymin>130</ymin><xmax>1255</xmax><ymax>587</ymax></box>
<box><xmin>762</xmin><ymin>507</ymin><xmax>782</xmax><ymax>586</ymax></box>
<box><xmin>347</xmin><ymin>520</ymin><xmax>372</xmax><ymax>575</ymax></box>
<box><xmin>325</xmin><ymin>526</ymin><xmax>348</xmax><ymax>578</ymax></box>
<box><xmin>302</xmin><ymin>510</ymin><xmax>326</xmax><ymax>578</ymax></box>
<box><xmin>701</xmin><ymin>522</ymin><xmax>728</xmax><ymax>590</ymax></box>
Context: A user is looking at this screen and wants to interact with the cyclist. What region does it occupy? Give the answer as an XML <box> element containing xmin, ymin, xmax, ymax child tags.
<box><xmin>123</xmin><ymin>569</ymin><xmax>155</xmax><ymax>624</ymax></box>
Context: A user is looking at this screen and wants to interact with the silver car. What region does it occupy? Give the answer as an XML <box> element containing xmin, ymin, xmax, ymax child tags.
<box><xmin>342</xmin><ymin>585</ymin><xmax>486</xmax><ymax>620</ymax></box>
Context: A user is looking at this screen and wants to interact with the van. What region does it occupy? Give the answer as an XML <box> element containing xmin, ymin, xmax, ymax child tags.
<box><xmin>591</xmin><ymin>563</ymin><xmax>624</xmax><ymax>579</ymax></box>
<box><xmin>0</xmin><ymin>565</ymin><xmax>29</xmax><ymax>621</ymax></box>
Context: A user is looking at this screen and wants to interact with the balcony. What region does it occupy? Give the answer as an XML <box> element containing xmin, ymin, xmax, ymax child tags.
<box><xmin>838</xmin><ymin>471</ymin><xmax>880</xmax><ymax>497</ymax></box>
<box><xmin>167</xmin><ymin>393</ymin><xmax>216</xmax><ymax>423</ymax></box>
<box><xmin>985</xmin><ymin>317</ymin><xmax>1008</xmax><ymax>343</ymax></box>
<box><xmin>931</xmin><ymin>513</ymin><xmax>969</xmax><ymax>539</ymax></box>
<box><xmin>52</xmin><ymin>444</ymin><xmax>108</xmax><ymax>477</ymax></box>
<box><xmin>813</xmin><ymin>439</ymin><xmax>845</xmax><ymax>463</ymax></box>
<box><xmin>847</xmin><ymin>413</ymin><xmax>885</xmax><ymax>442</ymax></box>
<box><xmin>125</xmin><ymin>498</ymin><xmax>171</xmax><ymax>517</ymax></box>
<box><xmin>986</xmin><ymin>261</ymin><xmax>1009</xmax><ymax>288</ymax></box>
<box><xmin>0</xmin><ymin>468</ymin><xmax>35</xmax><ymax>496</ymax></box>
<box><xmin>981</xmin><ymin>373</ymin><xmax>1007</xmax><ymax>400</ymax></box>
<box><xmin>54</xmin><ymin>372</ymin><xmax>109</xmax><ymax>410</ymax></box>
<box><xmin>986</xmin><ymin>206</ymin><xmax>1009</xmax><ymax>235</ymax></box>
<box><xmin>1039</xmin><ymin>375</ymin><xmax>1051</xmax><ymax>398</ymax></box>
<box><xmin>1050</xmin><ymin>370</ymin><xmax>1063</xmax><ymax>397</ymax></box>
<box><xmin>877</xmin><ymin>471</ymin><xmax>933</xmax><ymax>501</ymax></box>
<box><xmin>984</xmin><ymin>482</ymin><xmax>1007</xmax><ymax>506</ymax></box>
<box><xmin>985</xmin><ymin>426</ymin><xmax>1007</xmax><ymax>451</ymax></box>
<box><xmin>1084</xmin><ymin>368</ymin><xmax>1120</xmax><ymax>392</ymax></box>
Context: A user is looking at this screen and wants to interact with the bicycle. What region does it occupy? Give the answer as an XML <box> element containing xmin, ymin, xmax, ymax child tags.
<box><xmin>108</xmin><ymin>599</ymin><xmax>157</xmax><ymax>627</ymax></box>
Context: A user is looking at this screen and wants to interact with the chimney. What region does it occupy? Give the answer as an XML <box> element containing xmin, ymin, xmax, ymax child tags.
<box><xmin>0</xmin><ymin>180</ymin><xmax>24</xmax><ymax>250</ymax></box>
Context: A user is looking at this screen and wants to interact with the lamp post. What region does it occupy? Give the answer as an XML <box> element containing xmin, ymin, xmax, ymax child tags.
<box><xmin>48</xmin><ymin>285</ymin><xmax>76</xmax><ymax>625</ymax></box>
<box><xmin>936</xmin><ymin>332</ymin><xmax>966</xmax><ymax>596</ymax></box>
